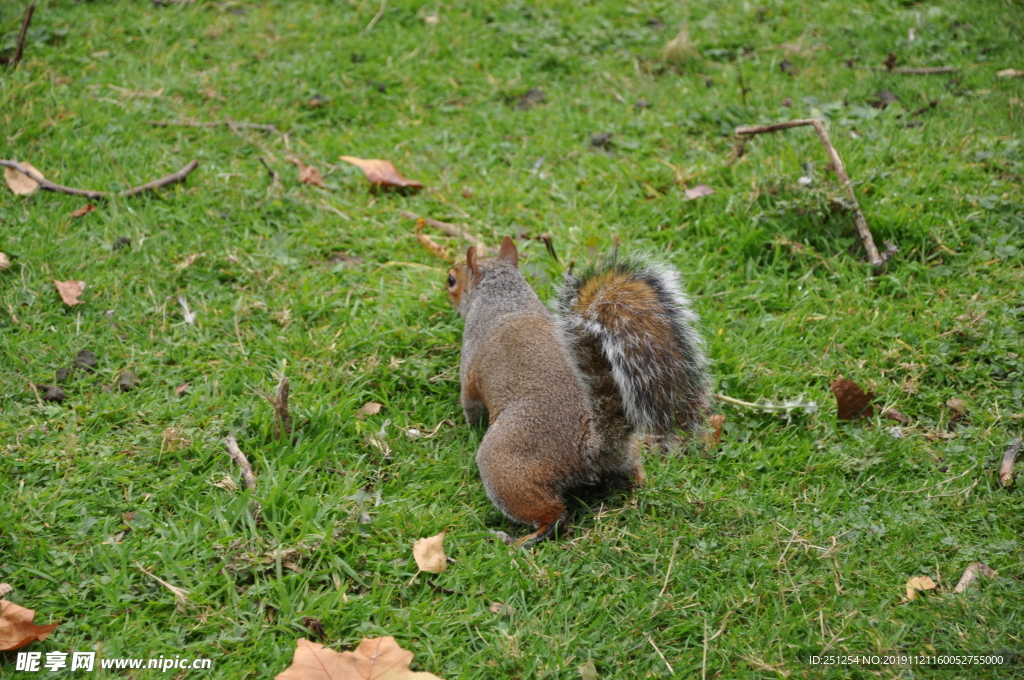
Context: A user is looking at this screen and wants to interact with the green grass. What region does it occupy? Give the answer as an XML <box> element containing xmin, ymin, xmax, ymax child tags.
<box><xmin>2</xmin><ymin>0</ymin><xmax>1023</xmax><ymax>677</ymax></box>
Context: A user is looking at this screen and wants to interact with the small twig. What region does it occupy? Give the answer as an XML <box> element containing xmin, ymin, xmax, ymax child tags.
<box><xmin>273</xmin><ymin>376</ymin><xmax>291</xmax><ymax>442</ymax></box>
<box><xmin>891</xmin><ymin>66</ymin><xmax>957</xmax><ymax>75</ymax></box>
<box><xmin>27</xmin><ymin>381</ymin><xmax>43</xmax><ymax>407</ymax></box>
<box><xmin>999</xmin><ymin>437</ymin><xmax>1022</xmax><ymax>488</ymax></box>
<box><xmin>0</xmin><ymin>158</ymin><xmax>199</xmax><ymax>200</ymax></box>
<box><xmin>9</xmin><ymin>2</ymin><xmax>35</xmax><ymax>68</ymax></box>
<box><xmin>731</xmin><ymin>119</ymin><xmax>889</xmax><ymax>269</ymax></box>
<box><xmin>147</xmin><ymin>119</ymin><xmax>280</xmax><ymax>133</ymax></box>
<box><xmin>401</xmin><ymin>210</ymin><xmax>494</xmax><ymax>255</ymax></box>
<box><xmin>364</xmin><ymin>0</ymin><xmax>386</xmax><ymax>32</ymax></box>
<box><xmin>224</xmin><ymin>436</ymin><xmax>257</xmax><ymax>490</ymax></box>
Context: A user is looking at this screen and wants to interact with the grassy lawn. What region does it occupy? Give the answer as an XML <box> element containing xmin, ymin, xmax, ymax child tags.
<box><xmin>2</xmin><ymin>0</ymin><xmax>1023</xmax><ymax>677</ymax></box>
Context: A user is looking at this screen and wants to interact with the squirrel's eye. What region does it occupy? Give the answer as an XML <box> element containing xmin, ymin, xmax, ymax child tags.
<box><xmin>447</xmin><ymin>274</ymin><xmax>457</xmax><ymax>288</ymax></box>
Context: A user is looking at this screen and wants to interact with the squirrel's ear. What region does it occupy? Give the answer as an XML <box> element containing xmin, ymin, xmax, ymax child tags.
<box><xmin>498</xmin><ymin>236</ymin><xmax>519</xmax><ymax>268</ymax></box>
<box><xmin>466</xmin><ymin>245</ymin><xmax>479</xmax><ymax>277</ymax></box>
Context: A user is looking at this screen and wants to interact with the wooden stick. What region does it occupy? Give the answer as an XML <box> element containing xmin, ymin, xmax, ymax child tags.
<box><xmin>146</xmin><ymin>119</ymin><xmax>280</xmax><ymax>133</ymax></box>
<box><xmin>999</xmin><ymin>437</ymin><xmax>1022</xmax><ymax>488</ymax></box>
<box><xmin>224</xmin><ymin>436</ymin><xmax>257</xmax><ymax>490</ymax></box>
<box><xmin>9</xmin><ymin>2</ymin><xmax>35</xmax><ymax>68</ymax></box>
<box><xmin>732</xmin><ymin>119</ymin><xmax>891</xmax><ymax>270</ymax></box>
<box><xmin>0</xmin><ymin>159</ymin><xmax>198</xmax><ymax>200</ymax></box>
<box><xmin>891</xmin><ymin>66</ymin><xmax>957</xmax><ymax>75</ymax></box>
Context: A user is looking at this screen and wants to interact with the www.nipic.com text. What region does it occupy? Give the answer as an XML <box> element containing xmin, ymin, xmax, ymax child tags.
<box><xmin>15</xmin><ymin>652</ymin><xmax>212</xmax><ymax>672</ymax></box>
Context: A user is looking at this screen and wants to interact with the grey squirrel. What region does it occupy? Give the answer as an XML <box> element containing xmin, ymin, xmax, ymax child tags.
<box><xmin>446</xmin><ymin>237</ymin><xmax>710</xmax><ymax>545</ymax></box>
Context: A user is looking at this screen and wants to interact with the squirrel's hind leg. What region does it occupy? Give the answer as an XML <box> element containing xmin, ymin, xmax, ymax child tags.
<box><xmin>512</xmin><ymin>516</ymin><xmax>562</xmax><ymax>548</ymax></box>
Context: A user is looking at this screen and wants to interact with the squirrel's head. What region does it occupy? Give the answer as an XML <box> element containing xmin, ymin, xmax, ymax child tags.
<box><xmin>446</xmin><ymin>236</ymin><xmax>518</xmax><ymax>314</ymax></box>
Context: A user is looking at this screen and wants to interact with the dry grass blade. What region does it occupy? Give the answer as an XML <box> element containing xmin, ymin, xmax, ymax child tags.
<box><xmin>224</xmin><ymin>436</ymin><xmax>257</xmax><ymax>490</ymax></box>
<box><xmin>134</xmin><ymin>562</ymin><xmax>189</xmax><ymax>610</ymax></box>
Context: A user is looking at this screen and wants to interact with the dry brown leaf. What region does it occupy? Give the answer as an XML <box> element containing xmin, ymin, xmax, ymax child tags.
<box><xmin>905</xmin><ymin>575</ymin><xmax>937</xmax><ymax>601</ymax></box>
<box><xmin>287</xmin><ymin>157</ymin><xmax>327</xmax><ymax>188</ymax></box>
<box><xmin>705</xmin><ymin>413</ymin><xmax>725</xmax><ymax>450</ymax></box>
<box><xmin>946</xmin><ymin>397</ymin><xmax>968</xmax><ymax>423</ymax></box>
<box><xmin>0</xmin><ymin>599</ymin><xmax>60</xmax><ymax>651</ymax></box>
<box><xmin>683</xmin><ymin>184</ymin><xmax>715</xmax><ymax>200</ymax></box>
<box><xmin>356</xmin><ymin>402</ymin><xmax>383</xmax><ymax>419</ymax></box>
<box><xmin>4</xmin><ymin>162</ymin><xmax>45</xmax><ymax>196</ymax></box>
<box><xmin>275</xmin><ymin>637</ymin><xmax>442</xmax><ymax>680</ymax></box>
<box><xmin>1000</xmin><ymin>437</ymin><xmax>1022</xmax><ymax>488</ymax></box>
<box><xmin>412</xmin><ymin>532</ymin><xmax>447</xmax><ymax>573</ymax></box>
<box><xmin>953</xmin><ymin>562</ymin><xmax>997</xmax><ymax>593</ymax></box>
<box><xmin>71</xmin><ymin>203</ymin><xmax>96</xmax><ymax>218</ymax></box>
<box><xmin>175</xmin><ymin>383</ymin><xmax>190</xmax><ymax>397</ymax></box>
<box><xmin>339</xmin><ymin>156</ymin><xmax>424</xmax><ymax>191</ymax></box>
<box><xmin>0</xmin><ymin>253</ymin><xmax>10</xmax><ymax>272</ymax></box>
<box><xmin>200</xmin><ymin>87</ymin><xmax>226</xmax><ymax>101</ymax></box>
<box><xmin>997</xmin><ymin>68</ymin><xmax>1024</xmax><ymax>78</ymax></box>
<box><xmin>883</xmin><ymin>408</ymin><xmax>909</xmax><ymax>425</ymax></box>
<box><xmin>830</xmin><ymin>377</ymin><xmax>875</xmax><ymax>420</ymax></box>
<box><xmin>54</xmin><ymin>280</ymin><xmax>86</xmax><ymax>306</ymax></box>
<box><xmin>0</xmin><ymin>585</ymin><xmax>11</xmax><ymax>597</ymax></box>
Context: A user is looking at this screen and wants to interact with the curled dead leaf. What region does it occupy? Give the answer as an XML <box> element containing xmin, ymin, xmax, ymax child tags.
<box><xmin>275</xmin><ymin>637</ymin><xmax>442</xmax><ymax>680</ymax></box>
<box><xmin>0</xmin><ymin>585</ymin><xmax>11</xmax><ymax>597</ymax></box>
<box><xmin>4</xmin><ymin>161</ymin><xmax>45</xmax><ymax>196</ymax></box>
<box><xmin>287</xmin><ymin>157</ymin><xmax>326</xmax><ymax>189</ymax></box>
<box><xmin>704</xmin><ymin>413</ymin><xmax>725</xmax><ymax>450</ymax></box>
<box><xmin>71</xmin><ymin>203</ymin><xmax>96</xmax><ymax>218</ymax></box>
<box><xmin>356</xmin><ymin>402</ymin><xmax>383</xmax><ymax>419</ymax></box>
<box><xmin>883</xmin><ymin>408</ymin><xmax>909</xmax><ymax>425</ymax></box>
<box><xmin>0</xmin><ymin>599</ymin><xmax>60</xmax><ymax>651</ymax></box>
<box><xmin>339</xmin><ymin>156</ymin><xmax>424</xmax><ymax>191</ymax></box>
<box><xmin>54</xmin><ymin>280</ymin><xmax>86</xmax><ymax>306</ymax></box>
<box><xmin>0</xmin><ymin>252</ymin><xmax>10</xmax><ymax>272</ymax></box>
<box><xmin>953</xmin><ymin>562</ymin><xmax>997</xmax><ymax>593</ymax></box>
<box><xmin>830</xmin><ymin>377</ymin><xmax>875</xmax><ymax>420</ymax></box>
<box><xmin>683</xmin><ymin>184</ymin><xmax>715</xmax><ymax>200</ymax></box>
<box><xmin>905</xmin><ymin>575</ymin><xmax>937</xmax><ymax>601</ymax></box>
<box><xmin>412</xmin><ymin>532</ymin><xmax>447</xmax><ymax>574</ymax></box>
<box><xmin>945</xmin><ymin>397</ymin><xmax>968</xmax><ymax>422</ymax></box>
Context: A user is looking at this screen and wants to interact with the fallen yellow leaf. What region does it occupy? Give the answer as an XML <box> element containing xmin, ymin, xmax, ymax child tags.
<box><xmin>412</xmin><ymin>532</ymin><xmax>447</xmax><ymax>573</ymax></box>
<box><xmin>4</xmin><ymin>161</ymin><xmax>46</xmax><ymax>196</ymax></box>
<box><xmin>905</xmin><ymin>575</ymin><xmax>937</xmax><ymax>601</ymax></box>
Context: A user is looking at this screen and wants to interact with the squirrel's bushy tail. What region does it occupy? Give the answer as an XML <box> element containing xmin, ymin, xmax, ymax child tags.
<box><xmin>555</xmin><ymin>252</ymin><xmax>710</xmax><ymax>435</ymax></box>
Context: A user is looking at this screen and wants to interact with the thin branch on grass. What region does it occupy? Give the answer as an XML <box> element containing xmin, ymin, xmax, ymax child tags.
<box><xmin>147</xmin><ymin>119</ymin><xmax>280</xmax><ymax>134</ymax></box>
<box><xmin>364</xmin><ymin>0</ymin><xmax>387</xmax><ymax>32</ymax></box>
<box><xmin>224</xmin><ymin>436</ymin><xmax>257</xmax><ymax>490</ymax></box>
<box><xmin>7</xmin><ymin>2</ymin><xmax>35</xmax><ymax>68</ymax></box>
<box><xmin>999</xmin><ymin>437</ymin><xmax>1022</xmax><ymax>488</ymax></box>
<box><xmin>400</xmin><ymin>210</ymin><xmax>495</xmax><ymax>255</ymax></box>
<box><xmin>257</xmin><ymin>155</ymin><xmax>282</xmax><ymax>188</ymax></box>
<box><xmin>0</xmin><ymin>159</ymin><xmax>199</xmax><ymax>200</ymax></box>
<box><xmin>730</xmin><ymin>119</ymin><xmax>894</xmax><ymax>270</ymax></box>
<box><xmin>890</xmin><ymin>66</ymin><xmax>957</xmax><ymax>75</ymax></box>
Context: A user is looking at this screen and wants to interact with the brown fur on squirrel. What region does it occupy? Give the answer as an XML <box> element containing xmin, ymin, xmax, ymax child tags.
<box><xmin>446</xmin><ymin>237</ymin><xmax>709</xmax><ymax>545</ymax></box>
